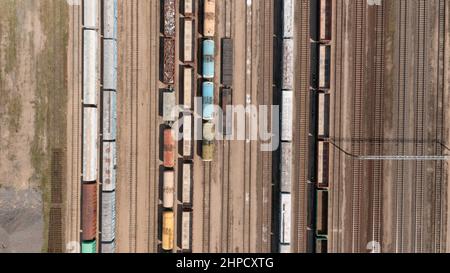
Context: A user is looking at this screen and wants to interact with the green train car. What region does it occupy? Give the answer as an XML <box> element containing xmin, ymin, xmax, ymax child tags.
<box><xmin>81</xmin><ymin>240</ymin><xmax>97</xmax><ymax>254</ymax></box>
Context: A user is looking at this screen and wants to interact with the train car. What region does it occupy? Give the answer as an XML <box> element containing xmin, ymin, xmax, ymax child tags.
<box><xmin>81</xmin><ymin>183</ymin><xmax>97</xmax><ymax>242</ymax></box>
<box><xmin>83</xmin><ymin>107</ymin><xmax>98</xmax><ymax>182</ymax></box>
<box><xmin>183</xmin><ymin>19</ymin><xmax>194</xmax><ymax>63</ymax></box>
<box><xmin>221</xmin><ymin>88</ymin><xmax>232</xmax><ymax>136</ymax></box>
<box><xmin>183</xmin><ymin>114</ymin><xmax>193</xmax><ymax>159</ymax></box>
<box><xmin>182</xmin><ymin>163</ymin><xmax>193</xmax><ymax>206</ymax></box>
<box><xmin>306</xmin><ymin>228</ymin><xmax>315</xmax><ymax>253</ymax></box>
<box><xmin>280</xmin><ymin>142</ymin><xmax>292</xmax><ymax>193</ymax></box>
<box><xmin>164</xmin><ymin>0</ymin><xmax>176</xmax><ymax>38</ymax></box>
<box><xmin>221</xmin><ymin>38</ymin><xmax>233</xmax><ymax>86</ymax></box>
<box><xmin>318</xmin><ymin>93</ymin><xmax>330</xmax><ymax>139</ymax></box>
<box><xmin>163</xmin><ymin>170</ymin><xmax>175</xmax><ymax>209</ymax></box>
<box><xmin>83</xmin><ymin>0</ymin><xmax>98</xmax><ymax>29</ymax></box>
<box><xmin>281</xmin><ymin>91</ymin><xmax>293</xmax><ymax>142</ymax></box>
<box><xmin>317</xmin><ymin>140</ymin><xmax>329</xmax><ymax>188</ymax></box>
<box><xmin>316</xmin><ymin>237</ymin><xmax>328</xmax><ymax>253</ymax></box>
<box><xmin>101</xmin><ymin>191</ymin><xmax>116</xmax><ymax>242</ymax></box>
<box><xmin>279</xmin><ymin>243</ymin><xmax>291</xmax><ymax>253</ymax></box>
<box><xmin>279</xmin><ymin>193</ymin><xmax>291</xmax><ymax>245</ymax></box>
<box><xmin>163</xmin><ymin>128</ymin><xmax>175</xmax><ymax>168</ymax></box>
<box><xmin>103</xmin><ymin>91</ymin><xmax>117</xmax><ymax>141</ymax></box>
<box><xmin>202</xmin><ymin>141</ymin><xmax>214</xmax><ymax>162</ymax></box>
<box><xmin>102</xmin><ymin>142</ymin><xmax>116</xmax><ymax>192</ymax></box>
<box><xmin>81</xmin><ymin>240</ymin><xmax>97</xmax><ymax>254</ymax></box>
<box><xmin>306</xmin><ymin>182</ymin><xmax>315</xmax><ymax>229</ymax></box>
<box><xmin>282</xmin><ymin>0</ymin><xmax>294</xmax><ymax>39</ymax></box>
<box><xmin>183</xmin><ymin>0</ymin><xmax>194</xmax><ymax>17</ymax></box>
<box><xmin>183</xmin><ymin>66</ymin><xmax>193</xmax><ymax>110</ymax></box>
<box><xmin>320</xmin><ymin>0</ymin><xmax>332</xmax><ymax>42</ymax></box>
<box><xmin>103</xmin><ymin>0</ymin><xmax>118</xmax><ymax>40</ymax></box>
<box><xmin>83</xmin><ymin>29</ymin><xmax>98</xmax><ymax>105</ymax></box>
<box><xmin>203</xmin><ymin>122</ymin><xmax>215</xmax><ymax>142</ymax></box>
<box><xmin>310</xmin><ymin>42</ymin><xmax>319</xmax><ymax>89</ymax></box>
<box><xmin>163</xmin><ymin>89</ymin><xmax>177</xmax><ymax>122</ymax></box>
<box><xmin>163</xmin><ymin>38</ymin><xmax>176</xmax><ymax>84</ymax></box>
<box><xmin>181</xmin><ymin>211</ymin><xmax>192</xmax><ymax>252</ymax></box>
<box><xmin>202</xmin><ymin>39</ymin><xmax>215</xmax><ymax>79</ymax></box>
<box><xmin>162</xmin><ymin>211</ymin><xmax>175</xmax><ymax>251</ymax></box>
<box><xmin>319</xmin><ymin>44</ymin><xmax>331</xmax><ymax>90</ymax></box>
<box><xmin>101</xmin><ymin>241</ymin><xmax>116</xmax><ymax>253</ymax></box>
<box><xmin>103</xmin><ymin>39</ymin><xmax>117</xmax><ymax>91</ymax></box>
<box><xmin>282</xmin><ymin>39</ymin><xmax>294</xmax><ymax>90</ymax></box>
<box><xmin>203</xmin><ymin>0</ymin><xmax>216</xmax><ymax>37</ymax></box>
<box><xmin>316</xmin><ymin>190</ymin><xmax>328</xmax><ymax>236</ymax></box>
<box><xmin>202</xmin><ymin>82</ymin><xmax>214</xmax><ymax>120</ymax></box>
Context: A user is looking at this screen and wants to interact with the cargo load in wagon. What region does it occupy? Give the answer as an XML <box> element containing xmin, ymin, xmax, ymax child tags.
<box><xmin>164</xmin><ymin>0</ymin><xmax>176</xmax><ymax>37</ymax></box>
<box><xmin>163</xmin><ymin>38</ymin><xmax>176</xmax><ymax>84</ymax></box>
<box><xmin>221</xmin><ymin>88</ymin><xmax>232</xmax><ymax>136</ymax></box>
<box><xmin>203</xmin><ymin>0</ymin><xmax>216</xmax><ymax>37</ymax></box>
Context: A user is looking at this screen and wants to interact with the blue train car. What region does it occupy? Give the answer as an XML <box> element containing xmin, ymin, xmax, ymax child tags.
<box><xmin>202</xmin><ymin>82</ymin><xmax>214</xmax><ymax>120</ymax></box>
<box><xmin>202</xmin><ymin>39</ymin><xmax>215</xmax><ymax>79</ymax></box>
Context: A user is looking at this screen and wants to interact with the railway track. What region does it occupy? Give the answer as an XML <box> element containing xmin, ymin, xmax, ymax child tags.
<box><xmin>351</xmin><ymin>0</ymin><xmax>366</xmax><ymax>253</ymax></box>
<box><xmin>395</xmin><ymin>0</ymin><xmax>408</xmax><ymax>253</ymax></box>
<box><xmin>293</xmin><ymin>0</ymin><xmax>310</xmax><ymax>253</ymax></box>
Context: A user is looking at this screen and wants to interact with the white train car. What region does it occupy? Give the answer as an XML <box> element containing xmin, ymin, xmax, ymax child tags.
<box><xmin>282</xmin><ymin>0</ymin><xmax>294</xmax><ymax>39</ymax></box>
<box><xmin>101</xmin><ymin>191</ymin><xmax>116</xmax><ymax>242</ymax></box>
<box><xmin>181</xmin><ymin>211</ymin><xmax>192</xmax><ymax>252</ymax></box>
<box><xmin>83</xmin><ymin>0</ymin><xmax>99</xmax><ymax>29</ymax></box>
<box><xmin>101</xmin><ymin>241</ymin><xmax>116</xmax><ymax>253</ymax></box>
<box><xmin>279</xmin><ymin>243</ymin><xmax>291</xmax><ymax>253</ymax></box>
<box><xmin>279</xmin><ymin>193</ymin><xmax>291</xmax><ymax>245</ymax></box>
<box><xmin>103</xmin><ymin>0</ymin><xmax>118</xmax><ymax>40</ymax></box>
<box><xmin>103</xmin><ymin>91</ymin><xmax>117</xmax><ymax>141</ymax></box>
<box><xmin>183</xmin><ymin>114</ymin><xmax>193</xmax><ymax>158</ymax></box>
<box><xmin>282</xmin><ymin>39</ymin><xmax>294</xmax><ymax>90</ymax></box>
<box><xmin>83</xmin><ymin>107</ymin><xmax>98</xmax><ymax>182</ymax></box>
<box><xmin>163</xmin><ymin>170</ymin><xmax>175</xmax><ymax>209</ymax></box>
<box><xmin>317</xmin><ymin>141</ymin><xmax>329</xmax><ymax>188</ymax></box>
<box><xmin>182</xmin><ymin>163</ymin><xmax>192</xmax><ymax>206</ymax></box>
<box><xmin>318</xmin><ymin>93</ymin><xmax>330</xmax><ymax>139</ymax></box>
<box><xmin>280</xmin><ymin>142</ymin><xmax>292</xmax><ymax>193</ymax></box>
<box><xmin>281</xmin><ymin>91</ymin><xmax>293</xmax><ymax>142</ymax></box>
<box><xmin>103</xmin><ymin>39</ymin><xmax>117</xmax><ymax>91</ymax></box>
<box><xmin>183</xmin><ymin>19</ymin><xmax>194</xmax><ymax>63</ymax></box>
<box><xmin>102</xmin><ymin>142</ymin><xmax>116</xmax><ymax>192</ymax></box>
<box><xmin>319</xmin><ymin>44</ymin><xmax>331</xmax><ymax>90</ymax></box>
<box><xmin>183</xmin><ymin>66</ymin><xmax>193</xmax><ymax>110</ymax></box>
<box><xmin>83</xmin><ymin>29</ymin><xmax>98</xmax><ymax>105</ymax></box>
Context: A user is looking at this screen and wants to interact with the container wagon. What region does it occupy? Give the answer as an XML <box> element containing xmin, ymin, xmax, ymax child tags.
<box><xmin>202</xmin><ymin>141</ymin><xmax>214</xmax><ymax>162</ymax></box>
<box><xmin>183</xmin><ymin>0</ymin><xmax>194</xmax><ymax>17</ymax></box>
<box><xmin>281</xmin><ymin>91</ymin><xmax>293</xmax><ymax>142</ymax></box>
<box><xmin>221</xmin><ymin>88</ymin><xmax>232</xmax><ymax>136</ymax></box>
<box><xmin>203</xmin><ymin>0</ymin><xmax>216</xmax><ymax>37</ymax></box>
<box><xmin>102</xmin><ymin>142</ymin><xmax>116</xmax><ymax>192</ymax></box>
<box><xmin>221</xmin><ymin>38</ymin><xmax>233</xmax><ymax>86</ymax></box>
<box><xmin>183</xmin><ymin>19</ymin><xmax>194</xmax><ymax>63</ymax></box>
<box><xmin>103</xmin><ymin>91</ymin><xmax>117</xmax><ymax>141</ymax></box>
<box><xmin>316</xmin><ymin>237</ymin><xmax>328</xmax><ymax>253</ymax></box>
<box><xmin>203</xmin><ymin>122</ymin><xmax>215</xmax><ymax>142</ymax></box>
<box><xmin>83</xmin><ymin>29</ymin><xmax>98</xmax><ymax>106</ymax></box>
<box><xmin>202</xmin><ymin>39</ymin><xmax>215</xmax><ymax>79</ymax></box>
<box><xmin>182</xmin><ymin>163</ymin><xmax>193</xmax><ymax>206</ymax></box>
<box><xmin>83</xmin><ymin>0</ymin><xmax>98</xmax><ymax>29</ymax></box>
<box><xmin>317</xmin><ymin>140</ymin><xmax>329</xmax><ymax>188</ymax></box>
<box><xmin>279</xmin><ymin>193</ymin><xmax>291</xmax><ymax>245</ymax></box>
<box><xmin>101</xmin><ymin>241</ymin><xmax>116</xmax><ymax>253</ymax></box>
<box><xmin>282</xmin><ymin>39</ymin><xmax>294</xmax><ymax>90</ymax></box>
<box><xmin>103</xmin><ymin>39</ymin><xmax>117</xmax><ymax>91</ymax></box>
<box><xmin>183</xmin><ymin>66</ymin><xmax>194</xmax><ymax>110</ymax></box>
<box><xmin>282</xmin><ymin>0</ymin><xmax>294</xmax><ymax>38</ymax></box>
<box><xmin>320</xmin><ymin>0</ymin><xmax>332</xmax><ymax>42</ymax></box>
<box><xmin>280</xmin><ymin>142</ymin><xmax>292</xmax><ymax>193</ymax></box>
<box><xmin>183</xmin><ymin>114</ymin><xmax>193</xmax><ymax>159</ymax></box>
<box><xmin>83</xmin><ymin>107</ymin><xmax>98</xmax><ymax>182</ymax></box>
<box><xmin>163</xmin><ymin>128</ymin><xmax>175</xmax><ymax>168</ymax></box>
<box><xmin>202</xmin><ymin>82</ymin><xmax>214</xmax><ymax>120</ymax></box>
<box><xmin>81</xmin><ymin>183</ymin><xmax>97</xmax><ymax>242</ymax></box>
<box><xmin>81</xmin><ymin>240</ymin><xmax>97</xmax><ymax>254</ymax></box>
<box><xmin>163</xmin><ymin>38</ymin><xmax>176</xmax><ymax>84</ymax></box>
<box><xmin>163</xmin><ymin>170</ymin><xmax>175</xmax><ymax>209</ymax></box>
<box><xmin>162</xmin><ymin>211</ymin><xmax>175</xmax><ymax>251</ymax></box>
<box><xmin>319</xmin><ymin>44</ymin><xmax>331</xmax><ymax>90</ymax></box>
<box><xmin>101</xmin><ymin>191</ymin><xmax>116</xmax><ymax>242</ymax></box>
<box><xmin>103</xmin><ymin>0</ymin><xmax>118</xmax><ymax>40</ymax></box>
<box><xmin>318</xmin><ymin>93</ymin><xmax>330</xmax><ymax>139</ymax></box>
<box><xmin>163</xmin><ymin>89</ymin><xmax>177</xmax><ymax>122</ymax></box>
<box><xmin>164</xmin><ymin>0</ymin><xmax>176</xmax><ymax>37</ymax></box>
<box><xmin>316</xmin><ymin>190</ymin><xmax>328</xmax><ymax>236</ymax></box>
<box><xmin>181</xmin><ymin>211</ymin><xmax>192</xmax><ymax>252</ymax></box>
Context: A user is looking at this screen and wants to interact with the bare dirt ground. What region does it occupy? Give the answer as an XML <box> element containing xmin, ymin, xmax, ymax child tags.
<box><xmin>0</xmin><ymin>0</ymin><xmax>68</xmax><ymax>253</ymax></box>
<box><xmin>329</xmin><ymin>0</ymin><xmax>450</xmax><ymax>253</ymax></box>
